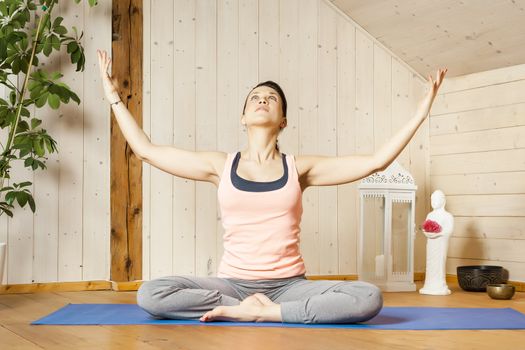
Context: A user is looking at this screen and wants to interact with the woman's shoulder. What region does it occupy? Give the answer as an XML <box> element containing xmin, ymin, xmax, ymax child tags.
<box><xmin>293</xmin><ymin>154</ymin><xmax>317</xmax><ymax>178</ymax></box>
<box><xmin>208</xmin><ymin>151</ymin><xmax>228</xmax><ymax>173</ymax></box>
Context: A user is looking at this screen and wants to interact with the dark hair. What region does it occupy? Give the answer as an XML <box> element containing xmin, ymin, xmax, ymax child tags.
<box><xmin>242</xmin><ymin>80</ymin><xmax>287</xmax><ymax>119</ymax></box>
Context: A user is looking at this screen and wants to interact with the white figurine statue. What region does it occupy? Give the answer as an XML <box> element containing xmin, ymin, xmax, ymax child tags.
<box><xmin>419</xmin><ymin>190</ymin><xmax>454</xmax><ymax>295</ymax></box>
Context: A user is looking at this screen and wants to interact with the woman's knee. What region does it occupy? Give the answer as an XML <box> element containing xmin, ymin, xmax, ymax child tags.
<box><xmin>360</xmin><ymin>283</ymin><xmax>383</xmax><ymax>320</ymax></box>
<box><xmin>351</xmin><ymin>282</ymin><xmax>383</xmax><ymax>321</ymax></box>
<box><xmin>136</xmin><ymin>278</ymin><xmax>187</xmax><ymax>317</ymax></box>
<box><xmin>337</xmin><ymin>281</ymin><xmax>383</xmax><ymax>322</ymax></box>
<box><xmin>136</xmin><ymin>280</ymin><xmax>161</xmax><ymax>316</ymax></box>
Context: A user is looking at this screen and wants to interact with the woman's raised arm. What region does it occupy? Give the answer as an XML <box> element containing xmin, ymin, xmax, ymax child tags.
<box><xmin>297</xmin><ymin>68</ymin><xmax>447</xmax><ymax>188</ymax></box>
<box><xmin>96</xmin><ymin>49</ymin><xmax>224</xmax><ymax>185</ymax></box>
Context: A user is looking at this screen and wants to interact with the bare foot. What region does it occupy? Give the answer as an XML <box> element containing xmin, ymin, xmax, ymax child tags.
<box><xmin>199</xmin><ymin>293</ymin><xmax>281</xmax><ymax>323</ymax></box>
<box><xmin>199</xmin><ymin>303</ymin><xmax>263</xmax><ymax>322</ymax></box>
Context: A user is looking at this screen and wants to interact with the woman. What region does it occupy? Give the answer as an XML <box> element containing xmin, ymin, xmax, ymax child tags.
<box><xmin>97</xmin><ymin>49</ymin><xmax>446</xmax><ymax>324</ymax></box>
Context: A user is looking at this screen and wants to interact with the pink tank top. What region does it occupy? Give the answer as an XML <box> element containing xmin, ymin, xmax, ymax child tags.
<box><xmin>217</xmin><ymin>151</ymin><xmax>306</xmax><ymax>280</ymax></box>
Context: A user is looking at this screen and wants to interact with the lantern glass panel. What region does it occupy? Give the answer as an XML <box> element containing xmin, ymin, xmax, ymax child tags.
<box><xmin>362</xmin><ymin>196</ymin><xmax>385</xmax><ymax>281</ymax></box>
<box><xmin>391</xmin><ymin>201</ymin><xmax>411</xmax><ymax>274</ymax></box>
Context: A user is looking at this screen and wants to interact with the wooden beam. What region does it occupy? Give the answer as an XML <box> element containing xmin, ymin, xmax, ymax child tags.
<box><xmin>0</xmin><ymin>281</ymin><xmax>111</xmax><ymax>294</ymax></box>
<box><xmin>111</xmin><ymin>280</ymin><xmax>143</xmax><ymax>292</ymax></box>
<box><xmin>110</xmin><ymin>0</ymin><xmax>143</xmax><ymax>281</ymax></box>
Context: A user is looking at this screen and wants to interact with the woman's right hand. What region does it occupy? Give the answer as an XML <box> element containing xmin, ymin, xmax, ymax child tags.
<box><xmin>96</xmin><ymin>49</ymin><xmax>120</xmax><ymax>102</ymax></box>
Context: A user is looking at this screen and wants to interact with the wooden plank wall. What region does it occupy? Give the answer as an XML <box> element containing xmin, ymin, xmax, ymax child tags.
<box><xmin>2</xmin><ymin>1</ymin><xmax>522</xmax><ymax>287</ymax></box>
<box><xmin>430</xmin><ymin>63</ymin><xmax>525</xmax><ymax>282</ymax></box>
<box><xmin>0</xmin><ymin>0</ymin><xmax>111</xmax><ymax>284</ymax></box>
<box><xmin>142</xmin><ymin>0</ymin><xmax>429</xmax><ymax>280</ymax></box>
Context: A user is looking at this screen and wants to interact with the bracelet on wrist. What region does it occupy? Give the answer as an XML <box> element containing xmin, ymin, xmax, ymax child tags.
<box><xmin>110</xmin><ymin>99</ymin><xmax>122</xmax><ymax>106</ymax></box>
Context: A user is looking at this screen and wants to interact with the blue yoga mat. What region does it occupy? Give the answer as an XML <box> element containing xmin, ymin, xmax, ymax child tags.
<box><xmin>32</xmin><ymin>304</ymin><xmax>525</xmax><ymax>330</ymax></box>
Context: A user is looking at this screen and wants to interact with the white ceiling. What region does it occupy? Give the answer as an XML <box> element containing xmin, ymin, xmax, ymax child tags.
<box><xmin>330</xmin><ymin>0</ymin><xmax>525</xmax><ymax>77</ymax></box>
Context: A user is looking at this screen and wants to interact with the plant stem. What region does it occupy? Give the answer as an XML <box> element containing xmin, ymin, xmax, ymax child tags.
<box><xmin>0</xmin><ymin>3</ymin><xmax>54</xmax><ymax>190</ymax></box>
<box><xmin>0</xmin><ymin>77</ymin><xmax>22</xmax><ymax>94</ymax></box>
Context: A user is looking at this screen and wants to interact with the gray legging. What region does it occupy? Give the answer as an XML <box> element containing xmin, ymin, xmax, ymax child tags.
<box><xmin>137</xmin><ymin>274</ymin><xmax>383</xmax><ymax>324</ymax></box>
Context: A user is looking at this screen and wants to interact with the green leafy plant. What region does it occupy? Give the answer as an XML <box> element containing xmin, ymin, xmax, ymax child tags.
<box><xmin>0</xmin><ymin>0</ymin><xmax>97</xmax><ymax>217</ymax></box>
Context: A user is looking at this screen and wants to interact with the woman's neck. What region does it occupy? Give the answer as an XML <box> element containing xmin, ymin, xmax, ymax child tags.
<box><xmin>243</xmin><ymin>130</ymin><xmax>280</xmax><ymax>164</ymax></box>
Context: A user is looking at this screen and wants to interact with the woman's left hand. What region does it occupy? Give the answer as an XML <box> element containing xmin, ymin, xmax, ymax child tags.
<box><xmin>425</xmin><ymin>68</ymin><xmax>448</xmax><ymax>104</ymax></box>
<box><xmin>416</xmin><ymin>68</ymin><xmax>447</xmax><ymax>117</ymax></box>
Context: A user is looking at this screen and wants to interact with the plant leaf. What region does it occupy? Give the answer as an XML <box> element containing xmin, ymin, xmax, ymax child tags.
<box><xmin>9</xmin><ymin>90</ymin><xmax>16</xmax><ymax>105</ymax></box>
<box><xmin>5</xmin><ymin>192</ymin><xmax>16</xmax><ymax>206</ymax></box>
<box><xmin>1</xmin><ymin>207</ymin><xmax>13</xmax><ymax>218</ymax></box>
<box><xmin>67</xmin><ymin>41</ymin><xmax>78</xmax><ymax>54</ymax></box>
<box><xmin>55</xmin><ymin>25</ymin><xmax>67</xmax><ymax>35</ymax></box>
<box><xmin>52</xmin><ymin>16</ymin><xmax>64</xmax><ymax>28</ymax></box>
<box><xmin>33</xmin><ymin>139</ymin><xmax>45</xmax><ymax>157</ymax></box>
<box><xmin>31</xmin><ymin>118</ymin><xmax>42</xmax><ymax>129</ymax></box>
<box><xmin>50</xmin><ymin>35</ymin><xmax>60</xmax><ymax>50</ymax></box>
<box><xmin>28</xmin><ymin>196</ymin><xmax>35</xmax><ymax>212</ymax></box>
<box><xmin>17</xmin><ymin>192</ymin><xmax>28</xmax><ymax>207</ymax></box>
<box><xmin>36</xmin><ymin>92</ymin><xmax>48</xmax><ymax>108</ymax></box>
<box><xmin>47</xmin><ymin>93</ymin><xmax>60</xmax><ymax>109</ymax></box>
<box><xmin>24</xmin><ymin>157</ymin><xmax>34</xmax><ymax>168</ymax></box>
<box><xmin>43</xmin><ymin>39</ymin><xmax>52</xmax><ymax>56</ymax></box>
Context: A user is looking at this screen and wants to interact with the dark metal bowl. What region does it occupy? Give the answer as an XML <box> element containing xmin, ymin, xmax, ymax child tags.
<box><xmin>457</xmin><ymin>265</ymin><xmax>506</xmax><ymax>292</ymax></box>
<box><xmin>487</xmin><ymin>284</ymin><xmax>515</xmax><ymax>300</ymax></box>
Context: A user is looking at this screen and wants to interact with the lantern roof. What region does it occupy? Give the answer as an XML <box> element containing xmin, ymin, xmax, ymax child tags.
<box><xmin>358</xmin><ymin>160</ymin><xmax>417</xmax><ymax>191</ymax></box>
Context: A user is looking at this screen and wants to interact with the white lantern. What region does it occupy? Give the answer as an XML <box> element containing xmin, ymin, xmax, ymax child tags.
<box><xmin>358</xmin><ymin>161</ymin><xmax>417</xmax><ymax>292</ymax></box>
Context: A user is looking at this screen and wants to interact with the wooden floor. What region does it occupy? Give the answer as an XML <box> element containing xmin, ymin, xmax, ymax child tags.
<box><xmin>1</xmin><ymin>281</ymin><xmax>524</xmax><ymax>350</ymax></box>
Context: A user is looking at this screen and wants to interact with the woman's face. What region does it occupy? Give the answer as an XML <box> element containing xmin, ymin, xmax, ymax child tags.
<box><xmin>242</xmin><ymin>86</ymin><xmax>285</xmax><ymax>130</ymax></box>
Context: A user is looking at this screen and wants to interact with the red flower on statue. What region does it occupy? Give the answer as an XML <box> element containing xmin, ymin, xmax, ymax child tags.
<box><xmin>422</xmin><ymin>219</ymin><xmax>442</xmax><ymax>233</ymax></box>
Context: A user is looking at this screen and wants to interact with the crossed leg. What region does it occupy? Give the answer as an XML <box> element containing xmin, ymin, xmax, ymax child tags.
<box><xmin>200</xmin><ymin>279</ymin><xmax>383</xmax><ymax>324</ymax></box>
<box><xmin>138</xmin><ymin>276</ymin><xmax>382</xmax><ymax>324</ymax></box>
<box><xmin>137</xmin><ymin>275</ymin><xmax>242</xmax><ymax>320</ymax></box>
